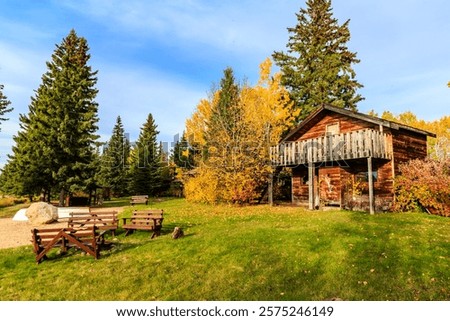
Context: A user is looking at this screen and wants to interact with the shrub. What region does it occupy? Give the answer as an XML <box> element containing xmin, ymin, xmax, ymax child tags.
<box><xmin>184</xmin><ymin>168</ymin><xmax>222</xmax><ymax>204</ymax></box>
<box><xmin>394</xmin><ymin>158</ymin><xmax>450</xmax><ymax>216</ymax></box>
<box><xmin>0</xmin><ymin>196</ymin><xmax>28</xmax><ymax>208</ymax></box>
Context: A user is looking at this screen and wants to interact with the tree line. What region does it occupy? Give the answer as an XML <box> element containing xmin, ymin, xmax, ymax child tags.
<box><xmin>0</xmin><ymin>0</ymin><xmax>448</xmax><ymax>206</ymax></box>
<box><xmin>0</xmin><ymin>30</ymin><xmax>173</xmax><ymax>205</ymax></box>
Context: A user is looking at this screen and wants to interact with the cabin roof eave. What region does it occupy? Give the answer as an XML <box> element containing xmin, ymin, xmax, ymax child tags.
<box><xmin>281</xmin><ymin>104</ymin><xmax>436</xmax><ymax>142</ymax></box>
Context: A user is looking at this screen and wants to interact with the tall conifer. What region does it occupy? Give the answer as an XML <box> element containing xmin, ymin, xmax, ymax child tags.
<box><xmin>129</xmin><ymin>113</ymin><xmax>161</xmax><ymax>196</ymax></box>
<box><xmin>273</xmin><ymin>0</ymin><xmax>363</xmax><ymax>121</ymax></box>
<box><xmin>99</xmin><ymin>116</ymin><xmax>130</xmax><ymax>197</ymax></box>
<box><xmin>3</xmin><ymin>30</ymin><xmax>99</xmax><ymax>204</ymax></box>
<box><xmin>0</xmin><ymin>84</ymin><xmax>12</xmax><ymax>130</ymax></box>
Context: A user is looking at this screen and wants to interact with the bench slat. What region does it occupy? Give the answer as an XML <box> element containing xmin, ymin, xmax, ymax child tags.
<box><xmin>31</xmin><ymin>227</ymin><xmax>100</xmax><ymax>264</ymax></box>
<box><xmin>68</xmin><ymin>211</ymin><xmax>118</xmax><ymax>237</ymax></box>
<box><xmin>122</xmin><ymin>209</ymin><xmax>164</xmax><ymax>239</ymax></box>
<box><xmin>130</xmin><ymin>195</ymin><xmax>149</xmax><ymax>205</ymax></box>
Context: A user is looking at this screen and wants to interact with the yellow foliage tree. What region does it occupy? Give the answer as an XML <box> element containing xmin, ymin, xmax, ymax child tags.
<box><xmin>183</xmin><ymin>58</ymin><xmax>297</xmax><ymax>204</ymax></box>
<box><xmin>380</xmin><ymin>110</ymin><xmax>450</xmax><ymax>159</ymax></box>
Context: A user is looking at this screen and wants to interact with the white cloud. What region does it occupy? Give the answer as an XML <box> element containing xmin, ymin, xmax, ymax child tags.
<box><xmin>59</xmin><ymin>0</ymin><xmax>297</xmax><ymax>57</ymax></box>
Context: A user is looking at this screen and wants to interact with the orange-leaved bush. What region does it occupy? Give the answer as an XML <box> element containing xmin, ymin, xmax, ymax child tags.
<box><xmin>394</xmin><ymin>158</ymin><xmax>450</xmax><ymax>216</ymax></box>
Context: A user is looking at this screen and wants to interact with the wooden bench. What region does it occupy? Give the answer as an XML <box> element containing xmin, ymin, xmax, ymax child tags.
<box><xmin>122</xmin><ymin>209</ymin><xmax>164</xmax><ymax>239</ymax></box>
<box><xmin>68</xmin><ymin>210</ymin><xmax>118</xmax><ymax>237</ymax></box>
<box><xmin>31</xmin><ymin>226</ymin><xmax>100</xmax><ymax>264</ymax></box>
<box><xmin>130</xmin><ymin>195</ymin><xmax>149</xmax><ymax>205</ymax></box>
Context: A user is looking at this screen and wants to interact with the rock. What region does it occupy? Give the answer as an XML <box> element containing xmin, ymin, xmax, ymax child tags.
<box><xmin>172</xmin><ymin>226</ymin><xmax>184</xmax><ymax>239</ymax></box>
<box><xmin>25</xmin><ymin>202</ymin><xmax>58</xmax><ymax>225</ymax></box>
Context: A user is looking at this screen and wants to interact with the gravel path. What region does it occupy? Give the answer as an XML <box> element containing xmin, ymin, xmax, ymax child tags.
<box><xmin>0</xmin><ymin>207</ymin><xmax>124</xmax><ymax>249</ymax></box>
<box><xmin>0</xmin><ymin>218</ymin><xmax>67</xmax><ymax>249</ymax></box>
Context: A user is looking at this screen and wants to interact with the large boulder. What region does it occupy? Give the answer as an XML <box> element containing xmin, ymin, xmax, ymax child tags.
<box><xmin>26</xmin><ymin>202</ymin><xmax>58</xmax><ymax>225</ymax></box>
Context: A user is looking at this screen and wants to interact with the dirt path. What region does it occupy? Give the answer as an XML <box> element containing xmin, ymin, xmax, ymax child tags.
<box><xmin>0</xmin><ymin>207</ymin><xmax>124</xmax><ymax>249</ymax></box>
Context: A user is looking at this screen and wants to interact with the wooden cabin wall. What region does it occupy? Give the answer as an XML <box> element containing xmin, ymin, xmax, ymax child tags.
<box><xmin>292</xmin><ymin>161</ymin><xmax>393</xmax><ymax>208</ymax></box>
<box><xmin>392</xmin><ymin>129</ymin><xmax>428</xmax><ymax>175</ymax></box>
<box><xmin>318</xmin><ymin>167</ymin><xmax>341</xmax><ymax>205</ymax></box>
<box><xmin>340</xmin><ymin>159</ymin><xmax>394</xmax><ymax>210</ymax></box>
<box><xmin>292</xmin><ymin>166</ymin><xmax>309</xmax><ymax>203</ymax></box>
<box><xmin>294</xmin><ymin>111</ymin><xmax>379</xmax><ymax>141</ymax></box>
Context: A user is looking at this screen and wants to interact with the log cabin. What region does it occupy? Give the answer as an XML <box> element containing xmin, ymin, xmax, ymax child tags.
<box><xmin>270</xmin><ymin>104</ymin><xmax>436</xmax><ymax>213</ymax></box>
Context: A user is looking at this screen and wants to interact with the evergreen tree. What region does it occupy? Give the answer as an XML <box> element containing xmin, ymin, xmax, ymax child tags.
<box><xmin>129</xmin><ymin>113</ymin><xmax>161</xmax><ymax>196</ymax></box>
<box><xmin>205</xmin><ymin>67</ymin><xmax>241</xmax><ymax>150</ymax></box>
<box><xmin>0</xmin><ymin>84</ymin><xmax>13</xmax><ymax>130</ymax></box>
<box><xmin>3</xmin><ymin>30</ymin><xmax>99</xmax><ymax>204</ymax></box>
<box><xmin>157</xmin><ymin>141</ymin><xmax>174</xmax><ymax>195</ymax></box>
<box><xmin>172</xmin><ymin>132</ymin><xmax>195</xmax><ymax>170</ymax></box>
<box><xmin>99</xmin><ymin>116</ymin><xmax>130</xmax><ymax>197</ymax></box>
<box><xmin>273</xmin><ymin>0</ymin><xmax>363</xmax><ymax>121</ymax></box>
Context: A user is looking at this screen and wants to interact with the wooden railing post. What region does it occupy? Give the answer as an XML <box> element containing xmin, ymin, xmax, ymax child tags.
<box><xmin>268</xmin><ymin>172</ymin><xmax>274</xmax><ymax>206</ymax></box>
<box><xmin>308</xmin><ymin>162</ymin><xmax>315</xmax><ymax>210</ymax></box>
<box><xmin>270</xmin><ymin>129</ymin><xmax>392</xmax><ymax>167</ymax></box>
<box><xmin>368</xmin><ymin>156</ymin><xmax>375</xmax><ymax>214</ymax></box>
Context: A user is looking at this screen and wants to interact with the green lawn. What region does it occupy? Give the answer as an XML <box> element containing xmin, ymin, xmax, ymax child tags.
<box><xmin>0</xmin><ymin>198</ymin><xmax>448</xmax><ymax>300</ymax></box>
<box><xmin>0</xmin><ymin>202</ymin><xmax>29</xmax><ymax>218</ymax></box>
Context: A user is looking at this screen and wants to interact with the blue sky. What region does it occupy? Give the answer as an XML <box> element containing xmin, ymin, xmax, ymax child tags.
<box><xmin>0</xmin><ymin>0</ymin><xmax>449</xmax><ymax>167</ymax></box>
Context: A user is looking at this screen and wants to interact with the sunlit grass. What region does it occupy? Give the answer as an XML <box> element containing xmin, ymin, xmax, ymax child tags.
<box><xmin>0</xmin><ymin>198</ymin><xmax>448</xmax><ymax>300</ymax></box>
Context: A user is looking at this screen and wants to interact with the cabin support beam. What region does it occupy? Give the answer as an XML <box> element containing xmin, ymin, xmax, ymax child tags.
<box><xmin>368</xmin><ymin>156</ymin><xmax>375</xmax><ymax>214</ymax></box>
<box><xmin>268</xmin><ymin>172</ymin><xmax>273</xmax><ymax>206</ymax></box>
<box><xmin>308</xmin><ymin>162</ymin><xmax>315</xmax><ymax>210</ymax></box>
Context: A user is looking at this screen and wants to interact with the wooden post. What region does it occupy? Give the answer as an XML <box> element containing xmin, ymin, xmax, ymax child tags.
<box><xmin>368</xmin><ymin>156</ymin><xmax>375</xmax><ymax>214</ymax></box>
<box><xmin>291</xmin><ymin>173</ymin><xmax>294</xmax><ymax>204</ymax></box>
<box><xmin>308</xmin><ymin>162</ymin><xmax>315</xmax><ymax>210</ymax></box>
<box><xmin>268</xmin><ymin>172</ymin><xmax>274</xmax><ymax>206</ymax></box>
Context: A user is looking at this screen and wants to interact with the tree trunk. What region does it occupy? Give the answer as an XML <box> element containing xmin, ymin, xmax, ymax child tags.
<box><xmin>59</xmin><ymin>188</ymin><xmax>66</xmax><ymax>207</ymax></box>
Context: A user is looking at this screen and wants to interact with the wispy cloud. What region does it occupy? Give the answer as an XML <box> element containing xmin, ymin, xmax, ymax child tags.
<box><xmin>59</xmin><ymin>0</ymin><xmax>297</xmax><ymax>56</ymax></box>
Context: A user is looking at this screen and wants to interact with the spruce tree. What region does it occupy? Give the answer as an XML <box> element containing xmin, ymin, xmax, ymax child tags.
<box><xmin>129</xmin><ymin>113</ymin><xmax>161</xmax><ymax>196</ymax></box>
<box><xmin>273</xmin><ymin>0</ymin><xmax>363</xmax><ymax>121</ymax></box>
<box><xmin>205</xmin><ymin>67</ymin><xmax>241</xmax><ymax>165</ymax></box>
<box><xmin>3</xmin><ymin>30</ymin><xmax>99</xmax><ymax>204</ymax></box>
<box><xmin>99</xmin><ymin>116</ymin><xmax>130</xmax><ymax>197</ymax></box>
<box><xmin>172</xmin><ymin>132</ymin><xmax>195</xmax><ymax>170</ymax></box>
<box><xmin>206</xmin><ymin>67</ymin><xmax>241</xmax><ymax>144</ymax></box>
<box><xmin>0</xmin><ymin>84</ymin><xmax>13</xmax><ymax>130</ymax></box>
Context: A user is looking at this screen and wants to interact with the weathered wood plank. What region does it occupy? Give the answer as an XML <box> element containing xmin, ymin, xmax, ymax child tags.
<box><xmin>271</xmin><ymin>129</ymin><xmax>394</xmax><ymax>166</ymax></box>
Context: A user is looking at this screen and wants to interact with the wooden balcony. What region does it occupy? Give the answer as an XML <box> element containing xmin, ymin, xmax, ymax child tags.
<box><xmin>270</xmin><ymin>129</ymin><xmax>393</xmax><ymax>166</ymax></box>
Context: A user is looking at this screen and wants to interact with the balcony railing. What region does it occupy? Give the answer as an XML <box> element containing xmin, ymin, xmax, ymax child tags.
<box><xmin>270</xmin><ymin>129</ymin><xmax>393</xmax><ymax>166</ymax></box>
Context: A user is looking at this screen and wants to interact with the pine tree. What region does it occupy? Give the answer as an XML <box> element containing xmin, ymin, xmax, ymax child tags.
<box><xmin>99</xmin><ymin>116</ymin><xmax>130</xmax><ymax>197</ymax></box>
<box><xmin>2</xmin><ymin>29</ymin><xmax>99</xmax><ymax>204</ymax></box>
<box><xmin>205</xmin><ymin>67</ymin><xmax>241</xmax><ymax>149</ymax></box>
<box><xmin>0</xmin><ymin>84</ymin><xmax>13</xmax><ymax>130</ymax></box>
<box><xmin>172</xmin><ymin>132</ymin><xmax>195</xmax><ymax>170</ymax></box>
<box><xmin>273</xmin><ymin>0</ymin><xmax>363</xmax><ymax>121</ymax></box>
<box><xmin>203</xmin><ymin>67</ymin><xmax>242</xmax><ymax>171</ymax></box>
<box><xmin>129</xmin><ymin>113</ymin><xmax>161</xmax><ymax>196</ymax></box>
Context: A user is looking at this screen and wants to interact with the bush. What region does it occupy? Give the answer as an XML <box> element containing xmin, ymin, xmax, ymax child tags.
<box><xmin>0</xmin><ymin>196</ymin><xmax>28</xmax><ymax>208</ymax></box>
<box><xmin>394</xmin><ymin>158</ymin><xmax>450</xmax><ymax>216</ymax></box>
<box><xmin>184</xmin><ymin>168</ymin><xmax>222</xmax><ymax>204</ymax></box>
<box><xmin>183</xmin><ymin>167</ymin><xmax>263</xmax><ymax>204</ymax></box>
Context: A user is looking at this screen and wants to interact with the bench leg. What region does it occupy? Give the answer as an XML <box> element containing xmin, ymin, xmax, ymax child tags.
<box><xmin>150</xmin><ymin>229</ymin><xmax>161</xmax><ymax>239</ymax></box>
<box><xmin>124</xmin><ymin>229</ymin><xmax>134</xmax><ymax>236</ymax></box>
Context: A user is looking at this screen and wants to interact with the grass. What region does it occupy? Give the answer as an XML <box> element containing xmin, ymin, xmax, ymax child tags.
<box><xmin>0</xmin><ymin>198</ymin><xmax>449</xmax><ymax>301</ymax></box>
<box><xmin>0</xmin><ymin>202</ymin><xmax>29</xmax><ymax>218</ymax></box>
